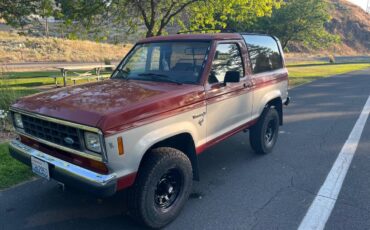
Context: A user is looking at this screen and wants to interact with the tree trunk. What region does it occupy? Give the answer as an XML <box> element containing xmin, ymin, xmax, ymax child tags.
<box><xmin>45</xmin><ymin>17</ymin><xmax>49</xmax><ymax>37</ymax></box>
<box><xmin>146</xmin><ymin>28</ymin><xmax>154</xmax><ymax>38</ymax></box>
<box><xmin>282</xmin><ymin>40</ymin><xmax>289</xmax><ymax>50</ymax></box>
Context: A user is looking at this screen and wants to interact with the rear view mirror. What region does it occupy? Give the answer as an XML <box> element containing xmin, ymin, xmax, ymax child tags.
<box><xmin>224</xmin><ymin>71</ymin><xmax>240</xmax><ymax>84</ymax></box>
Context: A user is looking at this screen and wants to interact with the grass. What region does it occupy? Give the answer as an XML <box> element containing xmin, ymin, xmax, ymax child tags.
<box><xmin>0</xmin><ymin>31</ymin><xmax>131</xmax><ymax>63</ymax></box>
<box><xmin>2</xmin><ymin>71</ymin><xmax>111</xmax><ymax>88</ymax></box>
<box><xmin>288</xmin><ymin>63</ymin><xmax>370</xmax><ymax>86</ymax></box>
<box><xmin>0</xmin><ymin>143</ymin><xmax>34</xmax><ymax>190</ymax></box>
<box><xmin>0</xmin><ymin>70</ymin><xmax>112</xmax><ymax>113</ymax></box>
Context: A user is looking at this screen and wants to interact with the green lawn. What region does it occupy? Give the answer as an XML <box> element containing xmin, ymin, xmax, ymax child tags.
<box><xmin>0</xmin><ymin>70</ymin><xmax>112</xmax><ymax>111</ymax></box>
<box><xmin>0</xmin><ymin>143</ymin><xmax>34</xmax><ymax>190</ymax></box>
<box><xmin>288</xmin><ymin>63</ymin><xmax>370</xmax><ymax>86</ymax></box>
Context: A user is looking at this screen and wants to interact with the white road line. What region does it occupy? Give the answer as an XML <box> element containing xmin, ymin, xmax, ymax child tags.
<box><xmin>298</xmin><ymin>95</ymin><xmax>370</xmax><ymax>230</ymax></box>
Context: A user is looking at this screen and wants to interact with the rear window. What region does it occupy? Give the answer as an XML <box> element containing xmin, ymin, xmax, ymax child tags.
<box><xmin>242</xmin><ymin>35</ymin><xmax>283</xmax><ymax>74</ymax></box>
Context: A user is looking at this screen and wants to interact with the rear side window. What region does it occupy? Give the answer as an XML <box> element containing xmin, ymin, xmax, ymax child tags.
<box><xmin>242</xmin><ymin>35</ymin><xmax>283</xmax><ymax>74</ymax></box>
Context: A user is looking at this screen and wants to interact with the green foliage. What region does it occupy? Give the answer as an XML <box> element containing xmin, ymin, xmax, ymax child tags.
<box><xmin>0</xmin><ymin>143</ymin><xmax>34</xmax><ymax>190</ymax></box>
<box><xmin>1</xmin><ymin>0</ymin><xmax>342</xmax><ymax>52</ymax></box>
<box><xmin>101</xmin><ymin>0</ymin><xmax>201</xmax><ymax>37</ymax></box>
<box><xmin>251</xmin><ymin>0</ymin><xmax>340</xmax><ymax>49</ymax></box>
<box><xmin>0</xmin><ymin>0</ymin><xmax>38</xmax><ymax>30</ymax></box>
<box><xmin>184</xmin><ymin>0</ymin><xmax>282</xmax><ymax>32</ymax></box>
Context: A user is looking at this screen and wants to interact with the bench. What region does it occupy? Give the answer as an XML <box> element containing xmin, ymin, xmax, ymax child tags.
<box><xmin>50</xmin><ymin>76</ymin><xmax>59</xmax><ymax>87</ymax></box>
<box><xmin>56</xmin><ymin>64</ymin><xmax>115</xmax><ymax>87</ymax></box>
<box><xmin>68</xmin><ymin>72</ymin><xmax>111</xmax><ymax>85</ymax></box>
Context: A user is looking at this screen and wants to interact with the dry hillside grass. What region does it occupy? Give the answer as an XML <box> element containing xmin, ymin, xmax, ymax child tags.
<box><xmin>286</xmin><ymin>0</ymin><xmax>370</xmax><ymax>56</ymax></box>
<box><xmin>0</xmin><ymin>32</ymin><xmax>132</xmax><ymax>63</ymax></box>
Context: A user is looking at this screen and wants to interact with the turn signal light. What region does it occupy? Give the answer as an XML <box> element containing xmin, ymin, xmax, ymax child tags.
<box><xmin>117</xmin><ymin>137</ymin><xmax>124</xmax><ymax>156</ymax></box>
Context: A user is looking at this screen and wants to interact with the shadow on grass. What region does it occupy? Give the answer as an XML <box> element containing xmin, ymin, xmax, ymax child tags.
<box><xmin>12</xmin><ymin>82</ymin><xmax>44</xmax><ymax>87</ymax></box>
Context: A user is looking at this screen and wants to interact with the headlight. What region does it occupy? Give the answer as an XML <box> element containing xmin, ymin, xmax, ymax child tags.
<box><xmin>84</xmin><ymin>132</ymin><xmax>102</xmax><ymax>153</ymax></box>
<box><xmin>14</xmin><ymin>113</ymin><xmax>24</xmax><ymax>128</ymax></box>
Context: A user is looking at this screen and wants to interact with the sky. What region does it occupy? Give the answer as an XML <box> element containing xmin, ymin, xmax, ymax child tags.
<box><xmin>348</xmin><ymin>0</ymin><xmax>368</xmax><ymax>11</ymax></box>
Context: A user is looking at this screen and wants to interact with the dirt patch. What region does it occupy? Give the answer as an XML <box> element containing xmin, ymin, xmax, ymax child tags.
<box><xmin>0</xmin><ymin>130</ymin><xmax>16</xmax><ymax>144</ymax></box>
<box><xmin>0</xmin><ymin>130</ymin><xmax>17</xmax><ymax>144</ymax></box>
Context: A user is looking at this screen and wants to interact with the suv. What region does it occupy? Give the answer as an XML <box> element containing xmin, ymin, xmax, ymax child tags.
<box><xmin>9</xmin><ymin>33</ymin><xmax>289</xmax><ymax>228</ymax></box>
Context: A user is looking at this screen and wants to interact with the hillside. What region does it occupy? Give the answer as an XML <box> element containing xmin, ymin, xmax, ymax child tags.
<box><xmin>0</xmin><ymin>32</ymin><xmax>131</xmax><ymax>63</ymax></box>
<box><xmin>324</xmin><ymin>0</ymin><xmax>370</xmax><ymax>54</ymax></box>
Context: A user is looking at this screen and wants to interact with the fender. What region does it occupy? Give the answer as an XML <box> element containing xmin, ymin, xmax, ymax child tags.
<box><xmin>105</xmin><ymin>109</ymin><xmax>205</xmax><ymax>177</ymax></box>
<box><xmin>135</xmin><ymin>121</ymin><xmax>200</xmax><ymax>161</ymax></box>
<box><xmin>257</xmin><ymin>89</ymin><xmax>282</xmax><ymax>115</ymax></box>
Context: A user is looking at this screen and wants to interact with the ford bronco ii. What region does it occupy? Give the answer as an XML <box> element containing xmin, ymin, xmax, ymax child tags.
<box><xmin>9</xmin><ymin>33</ymin><xmax>289</xmax><ymax>228</ymax></box>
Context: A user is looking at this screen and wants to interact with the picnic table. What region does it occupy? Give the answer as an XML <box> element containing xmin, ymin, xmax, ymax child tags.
<box><xmin>55</xmin><ymin>65</ymin><xmax>116</xmax><ymax>87</ymax></box>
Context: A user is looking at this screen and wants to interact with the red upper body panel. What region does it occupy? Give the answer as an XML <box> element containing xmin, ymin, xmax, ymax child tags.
<box><xmin>138</xmin><ymin>33</ymin><xmax>243</xmax><ymax>43</ymax></box>
<box><xmin>11</xmin><ymin>80</ymin><xmax>205</xmax><ymax>134</ymax></box>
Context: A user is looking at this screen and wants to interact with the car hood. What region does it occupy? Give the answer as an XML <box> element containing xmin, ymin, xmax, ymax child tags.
<box><xmin>11</xmin><ymin>79</ymin><xmax>205</xmax><ymax>134</ymax></box>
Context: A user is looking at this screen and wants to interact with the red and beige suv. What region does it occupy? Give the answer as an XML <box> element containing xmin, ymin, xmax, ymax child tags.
<box><xmin>9</xmin><ymin>33</ymin><xmax>289</xmax><ymax>228</ymax></box>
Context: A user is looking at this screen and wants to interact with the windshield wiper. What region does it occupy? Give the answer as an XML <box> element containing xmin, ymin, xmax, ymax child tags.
<box><xmin>138</xmin><ymin>73</ymin><xmax>183</xmax><ymax>85</ymax></box>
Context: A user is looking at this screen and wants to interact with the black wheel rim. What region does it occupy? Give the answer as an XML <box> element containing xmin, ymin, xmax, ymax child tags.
<box><xmin>265</xmin><ymin>119</ymin><xmax>277</xmax><ymax>145</ymax></box>
<box><xmin>154</xmin><ymin>168</ymin><xmax>182</xmax><ymax>210</ymax></box>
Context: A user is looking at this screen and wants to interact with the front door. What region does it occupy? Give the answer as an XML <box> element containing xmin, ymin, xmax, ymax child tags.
<box><xmin>205</xmin><ymin>41</ymin><xmax>253</xmax><ymax>143</ymax></box>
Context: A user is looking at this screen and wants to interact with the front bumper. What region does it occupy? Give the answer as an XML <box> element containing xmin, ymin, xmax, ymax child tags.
<box><xmin>9</xmin><ymin>139</ymin><xmax>117</xmax><ymax>197</ymax></box>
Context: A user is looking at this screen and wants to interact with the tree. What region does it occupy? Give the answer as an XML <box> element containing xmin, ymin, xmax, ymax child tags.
<box><xmin>182</xmin><ymin>0</ymin><xmax>282</xmax><ymax>32</ymax></box>
<box><xmin>37</xmin><ymin>0</ymin><xmax>60</xmax><ymax>37</ymax></box>
<box><xmin>0</xmin><ymin>0</ymin><xmax>38</xmax><ymax>32</ymax></box>
<box><xmin>120</xmin><ymin>0</ymin><xmax>202</xmax><ymax>37</ymax></box>
<box><xmin>57</xmin><ymin>0</ymin><xmax>201</xmax><ymax>38</ymax></box>
<box><xmin>252</xmin><ymin>0</ymin><xmax>340</xmax><ymax>49</ymax></box>
<box><xmin>55</xmin><ymin>0</ymin><xmax>281</xmax><ymax>38</ymax></box>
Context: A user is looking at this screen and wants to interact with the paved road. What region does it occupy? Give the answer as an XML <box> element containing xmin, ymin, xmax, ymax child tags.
<box><xmin>1</xmin><ymin>69</ymin><xmax>370</xmax><ymax>230</ymax></box>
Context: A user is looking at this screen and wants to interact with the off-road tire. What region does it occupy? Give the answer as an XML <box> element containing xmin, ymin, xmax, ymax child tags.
<box><xmin>250</xmin><ymin>107</ymin><xmax>280</xmax><ymax>154</ymax></box>
<box><xmin>127</xmin><ymin>147</ymin><xmax>193</xmax><ymax>229</ymax></box>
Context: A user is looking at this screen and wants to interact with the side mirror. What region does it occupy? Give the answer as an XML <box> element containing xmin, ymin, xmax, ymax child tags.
<box><xmin>224</xmin><ymin>71</ymin><xmax>240</xmax><ymax>84</ymax></box>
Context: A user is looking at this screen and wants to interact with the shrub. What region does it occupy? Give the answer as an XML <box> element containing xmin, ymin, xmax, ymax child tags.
<box><xmin>104</xmin><ymin>58</ymin><xmax>113</xmax><ymax>71</ymax></box>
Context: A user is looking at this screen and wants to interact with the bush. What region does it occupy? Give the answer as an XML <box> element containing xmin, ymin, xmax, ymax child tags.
<box><xmin>104</xmin><ymin>58</ymin><xmax>113</xmax><ymax>71</ymax></box>
<box><xmin>0</xmin><ymin>81</ymin><xmax>18</xmax><ymax>132</ymax></box>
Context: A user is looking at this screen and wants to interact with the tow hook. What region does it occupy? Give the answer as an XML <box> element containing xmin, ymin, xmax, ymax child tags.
<box><xmin>284</xmin><ymin>97</ymin><xmax>291</xmax><ymax>106</ymax></box>
<box><xmin>57</xmin><ymin>182</ymin><xmax>66</xmax><ymax>191</ymax></box>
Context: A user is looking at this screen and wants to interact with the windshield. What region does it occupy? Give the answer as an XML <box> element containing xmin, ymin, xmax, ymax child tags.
<box><xmin>112</xmin><ymin>41</ymin><xmax>210</xmax><ymax>84</ymax></box>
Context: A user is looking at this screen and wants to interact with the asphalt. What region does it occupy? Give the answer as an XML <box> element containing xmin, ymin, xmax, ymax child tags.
<box><xmin>1</xmin><ymin>68</ymin><xmax>370</xmax><ymax>230</ymax></box>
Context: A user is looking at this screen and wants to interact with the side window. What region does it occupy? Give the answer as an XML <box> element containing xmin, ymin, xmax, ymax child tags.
<box><xmin>242</xmin><ymin>35</ymin><xmax>283</xmax><ymax>74</ymax></box>
<box><xmin>208</xmin><ymin>43</ymin><xmax>243</xmax><ymax>84</ymax></box>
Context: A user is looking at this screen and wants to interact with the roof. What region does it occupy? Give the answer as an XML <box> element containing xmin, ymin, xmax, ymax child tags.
<box><xmin>138</xmin><ymin>33</ymin><xmax>243</xmax><ymax>43</ymax></box>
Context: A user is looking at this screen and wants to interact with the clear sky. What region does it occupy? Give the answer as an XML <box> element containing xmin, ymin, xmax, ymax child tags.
<box><xmin>348</xmin><ymin>0</ymin><xmax>368</xmax><ymax>10</ymax></box>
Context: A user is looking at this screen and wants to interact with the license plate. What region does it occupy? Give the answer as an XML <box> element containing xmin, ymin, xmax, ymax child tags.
<box><xmin>31</xmin><ymin>157</ymin><xmax>50</xmax><ymax>180</ymax></box>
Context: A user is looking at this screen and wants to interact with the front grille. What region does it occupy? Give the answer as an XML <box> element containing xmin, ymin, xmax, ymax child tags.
<box><xmin>21</xmin><ymin>114</ymin><xmax>83</xmax><ymax>151</ymax></box>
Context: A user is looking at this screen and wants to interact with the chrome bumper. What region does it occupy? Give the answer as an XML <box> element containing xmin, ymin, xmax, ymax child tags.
<box><xmin>9</xmin><ymin>139</ymin><xmax>117</xmax><ymax>196</ymax></box>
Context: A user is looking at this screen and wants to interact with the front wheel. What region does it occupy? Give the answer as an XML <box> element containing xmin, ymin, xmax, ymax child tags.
<box><xmin>127</xmin><ymin>147</ymin><xmax>193</xmax><ymax>229</ymax></box>
<box><xmin>249</xmin><ymin>107</ymin><xmax>280</xmax><ymax>154</ymax></box>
